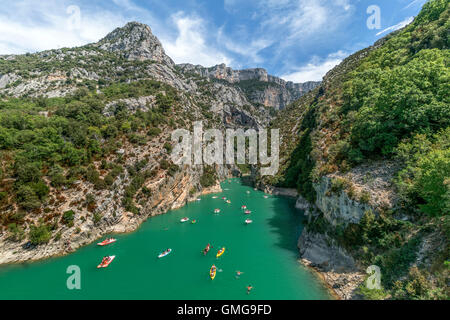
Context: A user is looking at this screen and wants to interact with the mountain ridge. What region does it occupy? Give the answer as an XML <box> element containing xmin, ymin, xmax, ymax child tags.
<box><xmin>0</xmin><ymin>21</ymin><xmax>319</xmax><ymax>110</ymax></box>
<box><xmin>177</xmin><ymin>63</ymin><xmax>320</xmax><ymax>110</ymax></box>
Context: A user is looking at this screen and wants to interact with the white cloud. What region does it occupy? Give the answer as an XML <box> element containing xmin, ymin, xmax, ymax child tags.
<box><xmin>280</xmin><ymin>50</ymin><xmax>347</xmax><ymax>82</ymax></box>
<box><xmin>403</xmin><ymin>0</ymin><xmax>427</xmax><ymax>10</ymax></box>
<box><xmin>224</xmin><ymin>0</ymin><xmax>239</xmax><ymax>12</ymax></box>
<box><xmin>0</xmin><ymin>1</ymin><xmax>127</xmax><ymax>54</ymax></box>
<box><xmin>252</xmin><ymin>0</ymin><xmax>355</xmax><ymax>57</ymax></box>
<box><xmin>161</xmin><ymin>13</ymin><xmax>232</xmax><ymax>67</ymax></box>
<box><xmin>376</xmin><ymin>16</ymin><xmax>414</xmax><ymax>36</ymax></box>
<box><xmin>217</xmin><ymin>27</ymin><xmax>272</xmax><ymax>65</ymax></box>
<box><xmin>0</xmin><ymin>1</ymin><xmax>232</xmax><ymax>68</ymax></box>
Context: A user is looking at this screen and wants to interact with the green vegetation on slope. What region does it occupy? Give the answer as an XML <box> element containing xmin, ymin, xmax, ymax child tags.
<box><xmin>0</xmin><ymin>79</ymin><xmax>182</xmax><ymax>235</ymax></box>
<box><xmin>269</xmin><ymin>0</ymin><xmax>449</xmax><ymax>217</ymax></box>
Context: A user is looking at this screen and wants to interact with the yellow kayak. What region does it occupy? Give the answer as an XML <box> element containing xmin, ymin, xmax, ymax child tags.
<box><xmin>210</xmin><ymin>265</ymin><xmax>217</xmax><ymax>280</ymax></box>
<box><xmin>216</xmin><ymin>247</ymin><xmax>225</xmax><ymax>258</ymax></box>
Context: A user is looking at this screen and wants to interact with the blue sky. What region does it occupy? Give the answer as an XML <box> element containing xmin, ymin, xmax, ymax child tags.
<box><xmin>0</xmin><ymin>0</ymin><xmax>428</xmax><ymax>82</ymax></box>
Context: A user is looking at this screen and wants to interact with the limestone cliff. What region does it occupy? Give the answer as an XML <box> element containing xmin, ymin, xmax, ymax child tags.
<box><xmin>177</xmin><ymin>63</ymin><xmax>320</xmax><ymax>110</ymax></box>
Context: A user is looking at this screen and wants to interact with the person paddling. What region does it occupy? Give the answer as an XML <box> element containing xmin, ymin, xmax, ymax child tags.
<box><xmin>247</xmin><ymin>285</ymin><xmax>253</xmax><ymax>295</ymax></box>
<box><xmin>203</xmin><ymin>244</ymin><xmax>212</xmax><ymax>255</ymax></box>
<box><xmin>235</xmin><ymin>271</ymin><xmax>244</xmax><ymax>278</ymax></box>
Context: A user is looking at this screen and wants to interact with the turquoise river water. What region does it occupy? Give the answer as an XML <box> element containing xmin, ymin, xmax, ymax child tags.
<box><xmin>0</xmin><ymin>178</ymin><xmax>332</xmax><ymax>300</ymax></box>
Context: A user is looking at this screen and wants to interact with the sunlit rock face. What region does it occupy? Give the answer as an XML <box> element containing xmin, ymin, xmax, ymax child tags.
<box><xmin>177</xmin><ymin>63</ymin><xmax>321</xmax><ymax>110</ymax></box>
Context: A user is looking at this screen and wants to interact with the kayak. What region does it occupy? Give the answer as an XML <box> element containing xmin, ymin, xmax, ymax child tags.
<box><xmin>216</xmin><ymin>247</ymin><xmax>226</xmax><ymax>258</ymax></box>
<box><xmin>264</xmin><ymin>195</ymin><xmax>269</xmax><ymax>199</ymax></box>
<box><xmin>210</xmin><ymin>265</ymin><xmax>217</xmax><ymax>280</ymax></box>
<box><xmin>245</xmin><ymin>219</ymin><xmax>253</xmax><ymax>224</ymax></box>
<box><xmin>97</xmin><ymin>238</ymin><xmax>116</xmax><ymax>246</ymax></box>
<box><xmin>158</xmin><ymin>249</ymin><xmax>172</xmax><ymax>258</ymax></box>
<box><xmin>214</xmin><ymin>209</ymin><xmax>221</xmax><ymax>214</ymax></box>
<box><xmin>241</xmin><ymin>205</ymin><xmax>247</xmax><ymax>210</ymax></box>
<box><xmin>212</xmin><ymin>196</ymin><xmax>218</xmax><ymax>199</ymax></box>
<box><xmin>97</xmin><ymin>256</ymin><xmax>115</xmax><ymax>269</ymax></box>
<box><xmin>245</xmin><ymin>210</ymin><xmax>252</xmax><ymax>215</ymax></box>
<box><xmin>191</xmin><ymin>220</ymin><xmax>197</xmax><ymax>224</ymax></box>
<box><xmin>180</xmin><ymin>217</ymin><xmax>189</xmax><ymax>223</ymax></box>
<box><xmin>226</xmin><ymin>200</ymin><xmax>231</xmax><ymax>204</ymax></box>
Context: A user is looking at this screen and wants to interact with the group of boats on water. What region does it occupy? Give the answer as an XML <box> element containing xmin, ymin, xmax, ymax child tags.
<box><xmin>95</xmin><ymin>237</ymin><xmax>226</xmax><ymax>280</ymax></box>
<box><xmin>208</xmin><ymin>246</ymin><xmax>225</xmax><ymax>280</ymax></box>
<box><xmin>94</xmin><ymin>187</ymin><xmax>266</xmax><ymax>280</ymax></box>
<box><xmin>96</xmin><ymin>238</ymin><xmax>117</xmax><ymax>268</ymax></box>
<box><xmin>179</xmin><ymin>196</ymin><xmax>255</xmax><ymax>225</ymax></box>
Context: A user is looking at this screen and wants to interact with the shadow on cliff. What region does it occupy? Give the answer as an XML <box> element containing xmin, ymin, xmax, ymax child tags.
<box><xmin>265</xmin><ymin>196</ymin><xmax>307</xmax><ymax>256</ymax></box>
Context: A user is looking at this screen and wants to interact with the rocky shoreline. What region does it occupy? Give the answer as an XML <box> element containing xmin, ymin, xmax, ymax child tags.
<box><xmin>0</xmin><ymin>179</ymin><xmax>223</xmax><ymax>267</ymax></box>
<box><xmin>297</xmin><ymin>229</ymin><xmax>365</xmax><ymax>300</ymax></box>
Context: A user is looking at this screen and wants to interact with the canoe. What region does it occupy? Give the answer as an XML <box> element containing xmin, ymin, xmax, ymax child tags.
<box><xmin>97</xmin><ymin>256</ymin><xmax>115</xmax><ymax>269</ymax></box>
<box><xmin>180</xmin><ymin>217</ymin><xmax>189</xmax><ymax>223</ymax></box>
<box><xmin>97</xmin><ymin>238</ymin><xmax>116</xmax><ymax>246</ymax></box>
<box><xmin>216</xmin><ymin>247</ymin><xmax>226</xmax><ymax>258</ymax></box>
<box><xmin>158</xmin><ymin>249</ymin><xmax>172</xmax><ymax>258</ymax></box>
<box><xmin>210</xmin><ymin>265</ymin><xmax>217</xmax><ymax>280</ymax></box>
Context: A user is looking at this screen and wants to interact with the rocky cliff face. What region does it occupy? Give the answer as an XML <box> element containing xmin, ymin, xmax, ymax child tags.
<box><xmin>95</xmin><ymin>22</ymin><xmax>175</xmax><ymax>66</ymax></box>
<box><xmin>294</xmin><ymin>161</ymin><xmax>402</xmax><ymax>299</ymax></box>
<box><xmin>298</xmin><ymin>229</ymin><xmax>365</xmax><ymax>300</ymax></box>
<box><xmin>177</xmin><ymin>63</ymin><xmax>320</xmax><ymax>110</ymax></box>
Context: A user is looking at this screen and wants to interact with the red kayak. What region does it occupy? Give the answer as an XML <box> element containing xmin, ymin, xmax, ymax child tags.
<box><xmin>97</xmin><ymin>238</ymin><xmax>117</xmax><ymax>246</ymax></box>
<box><xmin>97</xmin><ymin>256</ymin><xmax>115</xmax><ymax>269</ymax></box>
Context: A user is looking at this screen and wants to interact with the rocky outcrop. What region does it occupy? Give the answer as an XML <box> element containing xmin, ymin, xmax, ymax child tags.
<box><xmin>96</xmin><ymin>22</ymin><xmax>174</xmax><ymax>66</ymax></box>
<box><xmin>314</xmin><ymin>161</ymin><xmax>399</xmax><ymax>226</ymax></box>
<box><xmin>294</xmin><ymin>165</ymin><xmax>397</xmax><ymax>298</ymax></box>
<box><xmin>314</xmin><ymin>177</ymin><xmax>372</xmax><ymax>226</ymax></box>
<box><xmin>258</xmin><ymin>185</ymin><xmax>298</xmax><ymax>197</ymax></box>
<box><xmin>295</xmin><ymin>195</ymin><xmax>314</xmax><ymax>216</ymax></box>
<box><xmin>177</xmin><ymin>63</ymin><xmax>320</xmax><ymax>110</ymax></box>
<box><xmin>298</xmin><ymin>227</ymin><xmax>365</xmax><ymax>300</ymax></box>
<box><xmin>103</xmin><ymin>95</ymin><xmax>156</xmax><ymax>116</ymax></box>
<box><xmin>298</xmin><ymin>229</ymin><xmax>357</xmax><ymax>272</ymax></box>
